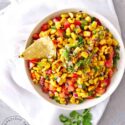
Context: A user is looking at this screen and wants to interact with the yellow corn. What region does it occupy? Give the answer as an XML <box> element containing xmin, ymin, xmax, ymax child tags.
<box><xmin>56</xmin><ymin>87</ymin><xmax>61</xmax><ymax>92</ymax></box>
<box><xmin>55</xmin><ymin>22</ymin><xmax>61</xmax><ymax>29</ymax></box>
<box><xmin>68</xmin><ymin>18</ymin><xmax>75</xmax><ymax>23</ymax></box>
<box><xmin>71</xmin><ymin>32</ymin><xmax>77</xmax><ymax>40</ymax></box>
<box><xmin>50</xmin><ymin>79</ymin><xmax>57</xmax><ymax>87</ymax></box>
<box><xmin>50</xmin><ymin>29</ymin><xmax>56</xmax><ymax>34</ymax></box>
<box><xmin>66</xmin><ymin>28</ymin><xmax>71</xmax><ymax>36</ymax></box>
<box><xmin>85</xmin><ymin>16</ymin><xmax>91</xmax><ymax>22</ymax></box>
<box><xmin>61</xmin><ymin>13</ymin><xmax>69</xmax><ymax>18</ymax></box>
<box><xmin>81</xmin><ymin>51</ymin><xmax>88</xmax><ymax>58</ymax></box>
<box><xmin>70</xmin><ymin>24</ymin><xmax>75</xmax><ymax>30</ymax></box>
<box><xmin>100</xmin><ymin>39</ymin><xmax>106</xmax><ymax>45</ymax></box>
<box><xmin>48</xmin><ymin>20</ymin><xmax>53</xmax><ymax>26</ymax></box>
<box><xmin>88</xmin><ymin>86</ymin><xmax>95</xmax><ymax>91</ymax></box>
<box><xmin>77</xmin><ymin>78</ymin><xmax>83</xmax><ymax>84</ymax></box>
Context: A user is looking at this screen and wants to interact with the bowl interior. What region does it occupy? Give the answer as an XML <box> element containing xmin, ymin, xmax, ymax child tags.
<box><xmin>24</xmin><ymin>8</ymin><xmax>125</xmax><ymax>110</ymax></box>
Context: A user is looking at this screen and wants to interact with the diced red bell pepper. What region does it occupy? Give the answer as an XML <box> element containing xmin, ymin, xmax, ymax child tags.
<box><xmin>95</xmin><ymin>18</ymin><xmax>102</xmax><ymax>25</ymax></box>
<box><xmin>32</xmin><ymin>33</ymin><xmax>39</xmax><ymax>40</ymax></box>
<box><xmin>28</xmin><ymin>59</ymin><xmax>40</xmax><ymax>64</ymax></box>
<box><xmin>41</xmin><ymin>23</ymin><xmax>49</xmax><ymax>31</ymax></box>
<box><xmin>105</xmin><ymin>59</ymin><xmax>113</xmax><ymax>68</ymax></box>
<box><xmin>64</xmin><ymin>21</ymin><xmax>70</xmax><ymax>29</ymax></box>
<box><xmin>57</xmin><ymin>29</ymin><xmax>64</xmax><ymax>37</ymax></box>
<box><xmin>72</xmin><ymin>73</ymin><xmax>78</xmax><ymax>78</ymax></box>
<box><xmin>52</xmin><ymin>40</ymin><xmax>59</xmax><ymax>45</ymax></box>
<box><xmin>108</xmin><ymin>69</ymin><xmax>113</xmax><ymax>78</ymax></box>
<box><xmin>42</xmin><ymin>87</ymin><xmax>49</xmax><ymax>93</ymax></box>
<box><xmin>31</xmin><ymin>72</ymin><xmax>36</xmax><ymax>79</ymax></box>
<box><xmin>53</xmin><ymin>16</ymin><xmax>61</xmax><ymax>22</ymax></box>
<box><xmin>74</xmin><ymin>20</ymin><xmax>81</xmax><ymax>26</ymax></box>
<box><xmin>96</xmin><ymin>87</ymin><xmax>106</xmax><ymax>94</ymax></box>
<box><xmin>87</xmin><ymin>96</ymin><xmax>94</xmax><ymax>99</ymax></box>
<box><xmin>101</xmin><ymin>78</ymin><xmax>110</xmax><ymax>87</ymax></box>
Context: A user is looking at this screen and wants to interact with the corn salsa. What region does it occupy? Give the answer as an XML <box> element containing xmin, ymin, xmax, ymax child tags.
<box><xmin>27</xmin><ymin>11</ymin><xmax>120</xmax><ymax>104</ymax></box>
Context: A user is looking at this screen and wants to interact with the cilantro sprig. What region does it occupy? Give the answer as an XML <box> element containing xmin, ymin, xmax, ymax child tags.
<box><xmin>59</xmin><ymin>109</ymin><xmax>92</xmax><ymax>125</ymax></box>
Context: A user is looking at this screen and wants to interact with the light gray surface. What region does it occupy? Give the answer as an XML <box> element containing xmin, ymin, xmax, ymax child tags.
<box><xmin>0</xmin><ymin>0</ymin><xmax>125</xmax><ymax>125</ymax></box>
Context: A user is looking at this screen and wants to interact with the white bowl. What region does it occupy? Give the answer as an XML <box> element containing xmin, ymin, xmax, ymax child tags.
<box><xmin>24</xmin><ymin>8</ymin><xmax>125</xmax><ymax>110</ymax></box>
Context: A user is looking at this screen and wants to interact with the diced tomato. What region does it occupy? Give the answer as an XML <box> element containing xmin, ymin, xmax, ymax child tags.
<box><xmin>72</xmin><ymin>73</ymin><xmax>78</xmax><ymax>78</ymax></box>
<box><xmin>46</xmin><ymin>69</ymin><xmax>52</xmax><ymax>75</ymax></box>
<box><xmin>74</xmin><ymin>20</ymin><xmax>81</xmax><ymax>26</ymax></box>
<box><xmin>60</xmin><ymin>92</ymin><xmax>66</xmax><ymax>98</ymax></box>
<box><xmin>87</xmin><ymin>96</ymin><xmax>94</xmax><ymax>99</ymax></box>
<box><xmin>44</xmin><ymin>82</ymin><xmax>49</xmax><ymax>88</ymax></box>
<box><xmin>31</xmin><ymin>72</ymin><xmax>36</xmax><ymax>79</ymax></box>
<box><xmin>57</xmin><ymin>29</ymin><xmax>64</xmax><ymax>37</ymax></box>
<box><xmin>52</xmin><ymin>40</ymin><xmax>59</xmax><ymax>45</ymax></box>
<box><xmin>101</xmin><ymin>78</ymin><xmax>110</xmax><ymax>87</ymax></box>
<box><xmin>28</xmin><ymin>59</ymin><xmax>40</xmax><ymax>64</ymax></box>
<box><xmin>40</xmin><ymin>76</ymin><xmax>45</xmax><ymax>86</ymax></box>
<box><xmin>108</xmin><ymin>69</ymin><xmax>113</xmax><ymax>78</ymax></box>
<box><xmin>53</xmin><ymin>16</ymin><xmax>61</xmax><ymax>22</ymax></box>
<box><xmin>96</xmin><ymin>87</ymin><xmax>106</xmax><ymax>94</ymax></box>
<box><xmin>42</xmin><ymin>87</ymin><xmax>49</xmax><ymax>93</ymax></box>
<box><xmin>41</xmin><ymin>23</ymin><xmax>49</xmax><ymax>31</ymax></box>
<box><xmin>68</xmin><ymin>85</ymin><xmax>74</xmax><ymax>92</ymax></box>
<box><xmin>95</xmin><ymin>18</ymin><xmax>102</xmax><ymax>25</ymax></box>
<box><xmin>32</xmin><ymin>33</ymin><xmax>39</xmax><ymax>40</ymax></box>
<box><xmin>64</xmin><ymin>21</ymin><xmax>70</xmax><ymax>29</ymax></box>
<box><xmin>105</xmin><ymin>59</ymin><xmax>113</xmax><ymax>68</ymax></box>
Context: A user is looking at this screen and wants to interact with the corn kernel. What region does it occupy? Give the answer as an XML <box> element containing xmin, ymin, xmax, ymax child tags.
<box><xmin>76</xmin><ymin>100</ymin><xmax>80</xmax><ymax>104</ymax></box>
<box><xmin>68</xmin><ymin>18</ymin><xmax>75</xmax><ymax>23</ymax></box>
<box><xmin>88</xmin><ymin>86</ymin><xmax>95</xmax><ymax>91</ymax></box>
<box><xmin>84</xmin><ymin>26</ymin><xmax>88</xmax><ymax>30</ymax></box>
<box><xmin>55</xmin><ymin>22</ymin><xmax>61</xmax><ymax>29</ymax></box>
<box><xmin>100</xmin><ymin>39</ymin><xmax>106</xmax><ymax>45</ymax></box>
<box><xmin>112</xmin><ymin>39</ymin><xmax>118</xmax><ymax>46</ymax></box>
<box><xmin>71</xmin><ymin>32</ymin><xmax>77</xmax><ymax>40</ymax></box>
<box><xmin>50</xmin><ymin>79</ymin><xmax>57</xmax><ymax>87</ymax></box>
<box><xmin>61</xmin><ymin>13</ymin><xmax>69</xmax><ymax>18</ymax></box>
<box><xmin>57</xmin><ymin>87</ymin><xmax>61</xmax><ymax>92</ymax></box>
<box><xmin>77</xmin><ymin>78</ymin><xmax>83</xmax><ymax>84</ymax></box>
<box><xmin>48</xmin><ymin>20</ymin><xmax>53</xmax><ymax>26</ymax></box>
<box><xmin>81</xmin><ymin>51</ymin><xmax>88</xmax><ymax>58</ymax></box>
<box><xmin>89</xmin><ymin>21</ymin><xmax>97</xmax><ymax>31</ymax></box>
<box><xmin>84</xmin><ymin>82</ymin><xmax>89</xmax><ymax>86</ymax></box>
<box><xmin>99</xmin><ymin>77</ymin><xmax>104</xmax><ymax>80</ymax></box>
<box><xmin>85</xmin><ymin>16</ymin><xmax>91</xmax><ymax>22</ymax></box>
<box><xmin>79</xmin><ymin>92</ymin><xmax>88</xmax><ymax>98</ymax></box>
<box><xmin>99</xmin><ymin>61</ymin><xmax>104</xmax><ymax>66</ymax></box>
<box><xmin>70</xmin><ymin>24</ymin><xmax>75</xmax><ymax>30</ymax></box>
<box><xmin>70</xmin><ymin>97</ymin><xmax>75</xmax><ymax>104</ymax></box>
<box><xmin>89</xmin><ymin>79</ymin><xmax>94</xmax><ymax>84</ymax></box>
<box><xmin>55</xmin><ymin>92</ymin><xmax>59</xmax><ymax>96</ymax></box>
<box><xmin>94</xmin><ymin>78</ymin><xmax>99</xmax><ymax>84</ymax></box>
<box><xmin>66</xmin><ymin>28</ymin><xmax>71</xmax><ymax>36</ymax></box>
<box><xmin>77</xmin><ymin>70</ymin><xmax>83</xmax><ymax>75</ymax></box>
<box><xmin>50</xmin><ymin>29</ymin><xmax>56</xmax><ymax>34</ymax></box>
<box><xmin>75</xmin><ymin>27</ymin><xmax>82</xmax><ymax>34</ymax></box>
<box><xmin>83</xmin><ymin>31</ymin><xmax>91</xmax><ymax>37</ymax></box>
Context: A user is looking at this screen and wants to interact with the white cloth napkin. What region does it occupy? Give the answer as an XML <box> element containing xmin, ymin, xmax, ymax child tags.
<box><xmin>0</xmin><ymin>0</ymin><xmax>121</xmax><ymax>125</ymax></box>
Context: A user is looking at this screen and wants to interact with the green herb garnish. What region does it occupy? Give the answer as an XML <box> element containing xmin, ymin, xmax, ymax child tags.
<box><xmin>59</xmin><ymin>109</ymin><xmax>92</xmax><ymax>125</ymax></box>
<box><xmin>77</xmin><ymin>36</ymin><xmax>84</xmax><ymax>46</ymax></box>
<box><xmin>62</xmin><ymin>49</ymin><xmax>70</xmax><ymax>61</ymax></box>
